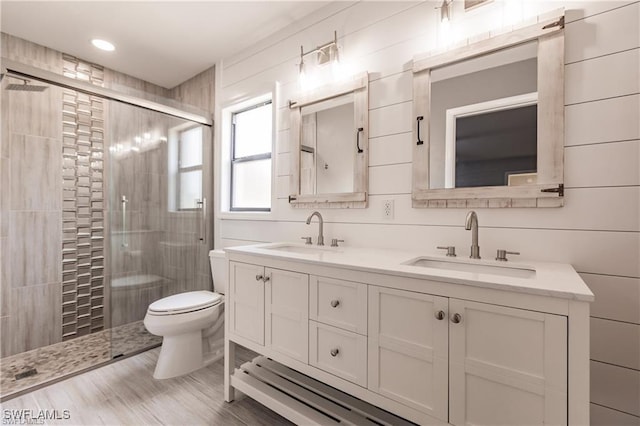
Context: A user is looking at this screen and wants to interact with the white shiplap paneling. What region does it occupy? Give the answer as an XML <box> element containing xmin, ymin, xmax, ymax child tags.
<box><xmin>369</xmin><ymin>163</ymin><xmax>412</xmax><ymax>195</ymax></box>
<box><xmin>369</xmin><ymin>132</ymin><xmax>413</xmax><ymax>167</ymax></box>
<box><xmin>565</xmin><ymin>1</ymin><xmax>637</xmax><ymax>23</ymax></box>
<box><xmin>565</xmin><ymin>94</ymin><xmax>640</xmax><ymax>146</ymax></box>
<box><xmin>564</xmin><ymin>139</ymin><xmax>640</xmax><ymax>188</ymax></box>
<box><xmin>583</xmin><ymin>273</ymin><xmax>640</xmax><ymax>324</ymax></box>
<box><xmin>591</xmin><ymin>403</ymin><xmax>640</xmax><ymax>426</ymax></box>
<box><xmin>590</xmin><ymin>317</ymin><xmax>640</xmax><ymax>370</ymax></box>
<box><xmin>591</xmin><ymin>360</ymin><xmax>640</xmax><ymax>417</ymax></box>
<box><xmin>565</xmin><ymin>48</ymin><xmax>639</xmax><ymax>105</ymax></box>
<box><xmin>565</xmin><ymin>2</ymin><xmax>639</xmax><ymax>63</ymax></box>
<box><xmin>369</xmin><ymin>71</ymin><xmax>413</xmax><ymax>109</ymax></box>
<box><xmin>369</xmin><ymin>101</ymin><xmax>412</xmax><ymax>138</ymax></box>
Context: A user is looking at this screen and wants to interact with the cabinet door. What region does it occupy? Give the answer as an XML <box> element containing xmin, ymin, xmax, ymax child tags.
<box><xmin>229</xmin><ymin>262</ymin><xmax>265</xmax><ymax>345</ymax></box>
<box><xmin>265</xmin><ymin>268</ymin><xmax>309</xmax><ymax>363</ymax></box>
<box><xmin>449</xmin><ymin>299</ymin><xmax>567</xmax><ymax>426</ymax></box>
<box><xmin>368</xmin><ymin>286</ymin><xmax>449</xmax><ymax>421</ymax></box>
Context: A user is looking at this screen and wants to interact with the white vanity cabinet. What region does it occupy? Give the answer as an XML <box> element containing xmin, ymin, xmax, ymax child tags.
<box><xmin>448</xmin><ymin>299</ymin><xmax>567</xmax><ymax>426</ymax></box>
<box><xmin>228</xmin><ymin>262</ymin><xmax>265</xmax><ymax>345</ymax></box>
<box><xmin>229</xmin><ymin>262</ymin><xmax>309</xmax><ymax>362</ymax></box>
<box><xmin>368</xmin><ymin>286</ymin><xmax>449</xmax><ymax>420</ymax></box>
<box><xmin>309</xmin><ymin>275</ymin><xmax>369</xmax><ymax>386</ymax></box>
<box><xmin>265</xmin><ymin>268</ymin><xmax>309</xmax><ymax>363</ymax></box>
<box><xmin>224</xmin><ymin>245</ymin><xmax>592</xmax><ymax>425</ymax></box>
<box><xmin>369</xmin><ymin>287</ymin><xmax>568</xmax><ymax>425</ymax></box>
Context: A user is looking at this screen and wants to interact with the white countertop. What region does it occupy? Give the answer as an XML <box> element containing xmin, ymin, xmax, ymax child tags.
<box><xmin>224</xmin><ymin>242</ymin><xmax>594</xmax><ymax>302</ymax></box>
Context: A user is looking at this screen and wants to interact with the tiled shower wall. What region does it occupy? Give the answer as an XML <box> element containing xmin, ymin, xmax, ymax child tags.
<box><xmin>0</xmin><ymin>33</ymin><xmax>215</xmax><ymax>357</ymax></box>
<box><xmin>170</xmin><ymin>66</ymin><xmax>216</xmax><ymax>293</ymax></box>
<box><xmin>1</xmin><ymin>35</ymin><xmax>64</xmax><ymax>357</ymax></box>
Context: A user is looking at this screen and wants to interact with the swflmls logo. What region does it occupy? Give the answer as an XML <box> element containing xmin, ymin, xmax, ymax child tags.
<box><xmin>2</xmin><ymin>409</ymin><xmax>71</xmax><ymax>425</ymax></box>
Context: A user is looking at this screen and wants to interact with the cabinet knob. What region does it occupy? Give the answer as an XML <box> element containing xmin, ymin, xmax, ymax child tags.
<box><xmin>263</xmin><ymin>275</ymin><xmax>270</xmax><ymax>282</ymax></box>
<box><xmin>451</xmin><ymin>313</ymin><xmax>463</xmax><ymax>324</ymax></box>
<box><xmin>330</xmin><ymin>348</ymin><xmax>339</xmax><ymax>357</ymax></box>
<box><xmin>255</xmin><ymin>274</ymin><xmax>264</xmax><ymax>281</ymax></box>
<box><xmin>330</xmin><ymin>299</ymin><xmax>340</xmax><ymax>308</ymax></box>
<box><xmin>435</xmin><ymin>310</ymin><xmax>446</xmax><ymax>320</ymax></box>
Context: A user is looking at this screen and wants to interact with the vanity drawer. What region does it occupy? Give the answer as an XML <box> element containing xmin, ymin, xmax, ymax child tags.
<box><xmin>309</xmin><ymin>321</ymin><xmax>367</xmax><ymax>387</ymax></box>
<box><xmin>310</xmin><ymin>276</ymin><xmax>367</xmax><ymax>335</ymax></box>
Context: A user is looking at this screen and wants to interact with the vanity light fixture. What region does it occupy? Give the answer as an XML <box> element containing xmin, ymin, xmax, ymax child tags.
<box><xmin>298</xmin><ymin>46</ymin><xmax>309</xmax><ymax>88</ymax></box>
<box><xmin>91</xmin><ymin>38</ymin><xmax>116</xmax><ymax>52</ymax></box>
<box><xmin>439</xmin><ymin>0</ymin><xmax>452</xmax><ymax>25</ymax></box>
<box><xmin>298</xmin><ymin>31</ymin><xmax>340</xmax><ymax>86</ymax></box>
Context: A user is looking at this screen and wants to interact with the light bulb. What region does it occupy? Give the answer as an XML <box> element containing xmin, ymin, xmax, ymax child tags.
<box><xmin>91</xmin><ymin>39</ymin><xmax>115</xmax><ymax>52</ymax></box>
<box><xmin>440</xmin><ymin>0</ymin><xmax>451</xmax><ymax>27</ymax></box>
<box><xmin>299</xmin><ymin>67</ymin><xmax>308</xmax><ymax>89</ymax></box>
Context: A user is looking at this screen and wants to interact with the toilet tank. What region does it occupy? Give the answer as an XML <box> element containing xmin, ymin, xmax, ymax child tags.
<box><xmin>209</xmin><ymin>249</ymin><xmax>227</xmax><ymax>295</ymax></box>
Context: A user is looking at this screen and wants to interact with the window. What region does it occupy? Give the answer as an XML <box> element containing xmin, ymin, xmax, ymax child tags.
<box><xmin>177</xmin><ymin>125</ymin><xmax>203</xmax><ymax>210</ymax></box>
<box><xmin>230</xmin><ymin>101</ymin><xmax>272</xmax><ymax>211</ymax></box>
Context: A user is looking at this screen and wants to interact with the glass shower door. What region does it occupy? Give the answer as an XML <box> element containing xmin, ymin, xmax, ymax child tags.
<box><xmin>108</xmin><ymin>99</ymin><xmax>211</xmax><ymax>357</ymax></box>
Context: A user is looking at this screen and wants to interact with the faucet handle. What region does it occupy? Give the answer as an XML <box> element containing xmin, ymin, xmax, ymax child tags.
<box><xmin>495</xmin><ymin>249</ymin><xmax>520</xmax><ymax>261</ymax></box>
<box><xmin>437</xmin><ymin>246</ymin><xmax>457</xmax><ymax>257</ymax></box>
<box><xmin>331</xmin><ymin>238</ymin><xmax>344</xmax><ymax>248</ymax></box>
<box><xmin>301</xmin><ymin>236</ymin><xmax>312</xmax><ymax>245</ymax></box>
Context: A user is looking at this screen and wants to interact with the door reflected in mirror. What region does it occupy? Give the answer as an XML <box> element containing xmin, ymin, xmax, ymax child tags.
<box><xmin>429</xmin><ymin>41</ymin><xmax>538</xmax><ymax>189</ymax></box>
<box><xmin>300</xmin><ymin>93</ymin><xmax>355</xmax><ymax>195</ymax></box>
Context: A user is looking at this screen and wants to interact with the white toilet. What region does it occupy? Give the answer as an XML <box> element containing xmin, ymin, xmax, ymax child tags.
<box><xmin>143</xmin><ymin>249</ymin><xmax>227</xmax><ymax>379</ymax></box>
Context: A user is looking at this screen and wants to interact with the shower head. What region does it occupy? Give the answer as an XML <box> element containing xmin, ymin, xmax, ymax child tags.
<box><xmin>4</xmin><ymin>77</ymin><xmax>48</xmax><ymax>92</ymax></box>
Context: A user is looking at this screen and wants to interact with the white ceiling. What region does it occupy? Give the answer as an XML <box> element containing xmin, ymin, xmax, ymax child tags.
<box><xmin>1</xmin><ymin>1</ymin><xmax>330</xmax><ymax>88</ymax></box>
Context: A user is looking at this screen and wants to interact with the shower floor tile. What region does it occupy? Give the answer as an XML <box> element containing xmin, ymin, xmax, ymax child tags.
<box><xmin>0</xmin><ymin>321</ymin><xmax>161</xmax><ymax>400</ymax></box>
<box><xmin>110</xmin><ymin>321</ymin><xmax>162</xmax><ymax>358</ymax></box>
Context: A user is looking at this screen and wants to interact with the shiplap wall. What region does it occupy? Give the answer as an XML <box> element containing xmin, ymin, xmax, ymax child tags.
<box><xmin>214</xmin><ymin>1</ymin><xmax>640</xmax><ymax>423</ymax></box>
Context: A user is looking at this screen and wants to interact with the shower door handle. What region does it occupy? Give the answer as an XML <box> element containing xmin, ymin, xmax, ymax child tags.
<box><xmin>196</xmin><ymin>198</ymin><xmax>206</xmax><ymax>243</ymax></box>
<box><xmin>121</xmin><ymin>195</ymin><xmax>129</xmax><ymax>248</ymax></box>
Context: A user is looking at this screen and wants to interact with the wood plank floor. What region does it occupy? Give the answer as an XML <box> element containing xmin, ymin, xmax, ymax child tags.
<box><xmin>0</xmin><ymin>347</ymin><xmax>293</xmax><ymax>425</ymax></box>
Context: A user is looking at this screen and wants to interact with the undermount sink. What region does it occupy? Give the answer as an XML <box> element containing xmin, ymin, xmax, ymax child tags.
<box><xmin>404</xmin><ymin>257</ymin><xmax>536</xmax><ymax>279</ymax></box>
<box><xmin>264</xmin><ymin>244</ymin><xmax>338</xmax><ymax>255</ymax></box>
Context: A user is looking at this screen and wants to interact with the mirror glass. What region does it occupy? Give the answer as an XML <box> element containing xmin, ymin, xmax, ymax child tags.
<box><xmin>299</xmin><ymin>93</ymin><xmax>355</xmax><ymax>195</ymax></box>
<box><xmin>429</xmin><ymin>41</ymin><xmax>538</xmax><ymax>189</ymax></box>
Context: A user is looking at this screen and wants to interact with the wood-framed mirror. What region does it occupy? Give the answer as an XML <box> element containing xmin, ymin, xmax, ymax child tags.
<box><xmin>288</xmin><ymin>72</ymin><xmax>369</xmax><ymax>208</ymax></box>
<box><xmin>412</xmin><ymin>13</ymin><xmax>565</xmax><ymax>208</ymax></box>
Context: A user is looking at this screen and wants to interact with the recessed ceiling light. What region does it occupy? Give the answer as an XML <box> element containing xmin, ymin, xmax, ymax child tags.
<box><xmin>91</xmin><ymin>39</ymin><xmax>115</xmax><ymax>52</ymax></box>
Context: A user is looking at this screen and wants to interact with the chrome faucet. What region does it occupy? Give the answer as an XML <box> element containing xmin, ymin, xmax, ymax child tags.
<box><xmin>306</xmin><ymin>211</ymin><xmax>324</xmax><ymax>246</ymax></box>
<box><xmin>465</xmin><ymin>211</ymin><xmax>480</xmax><ymax>259</ymax></box>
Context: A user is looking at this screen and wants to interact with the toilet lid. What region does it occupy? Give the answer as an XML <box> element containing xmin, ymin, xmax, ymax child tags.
<box><xmin>148</xmin><ymin>291</ymin><xmax>222</xmax><ymax>315</ymax></box>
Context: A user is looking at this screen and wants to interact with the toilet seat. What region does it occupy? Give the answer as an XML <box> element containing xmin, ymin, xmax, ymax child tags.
<box><xmin>148</xmin><ymin>291</ymin><xmax>223</xmax><ymax>316</ymax></box>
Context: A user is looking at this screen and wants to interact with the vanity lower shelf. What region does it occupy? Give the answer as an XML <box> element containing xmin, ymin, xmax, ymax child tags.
<box><xmin>231</xmin><ymin>355</ymin><xmax>414</xmax><ymax>426</ymax></box>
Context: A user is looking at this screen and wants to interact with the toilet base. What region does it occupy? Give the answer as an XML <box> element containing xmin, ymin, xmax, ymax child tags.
<box><xmin>154</xmin><ymin>331</ymin><xmax>203</xmax><ymax>379</ymax></box>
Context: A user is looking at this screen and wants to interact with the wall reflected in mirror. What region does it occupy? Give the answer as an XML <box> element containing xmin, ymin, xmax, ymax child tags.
<box><xmin>300</xmin><ymin>93</ymin><xmax>355</xmax><ymax>195</ymax></box>
<box><xmin>429</xmin><ymin>41</ymin><xmax>538</xmax><ymax>189</ymax></box>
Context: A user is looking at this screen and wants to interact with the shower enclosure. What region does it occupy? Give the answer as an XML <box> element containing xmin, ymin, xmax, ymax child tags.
<box><xmin>107</xmin><ymin>97</ymin><xmax>213</xmax><ymax>357</ymax></box>
<box><xmin>0</xmin><ymin>56</ymin><xmax>213</xmax><ymax>398</ymax></box>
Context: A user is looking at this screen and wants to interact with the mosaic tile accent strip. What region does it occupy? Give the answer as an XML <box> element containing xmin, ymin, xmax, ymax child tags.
<box><xmin>61</xmin><ymin>55</ymin><xmax>107</xmax><ymax>340</ymax></box>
